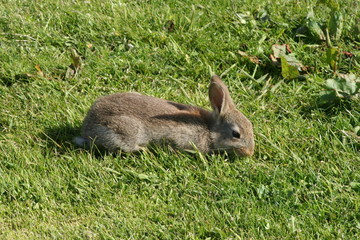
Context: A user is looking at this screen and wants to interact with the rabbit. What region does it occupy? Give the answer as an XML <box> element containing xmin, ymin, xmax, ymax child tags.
<box><xmin>74</xmin><ymin>75</ymin><xmax>254</xmax><ymax>156</ymax></box>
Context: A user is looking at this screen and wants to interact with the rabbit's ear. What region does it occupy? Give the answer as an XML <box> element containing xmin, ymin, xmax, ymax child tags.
<box><xmin>209</xmin><ymin>75</ymin><xmax>234</xmax><ymax>116</ymax></box>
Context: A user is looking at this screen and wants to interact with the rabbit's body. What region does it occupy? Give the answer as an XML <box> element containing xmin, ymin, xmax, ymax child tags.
<box><xmin>76</xmin><ymin>75</ymin><xmax>255</xmax><ymax>156</ymax></box>
<box><xmin>79</xmin><ymin>92</ymin><xmax>213</xmax><ymax>152</ymax></box>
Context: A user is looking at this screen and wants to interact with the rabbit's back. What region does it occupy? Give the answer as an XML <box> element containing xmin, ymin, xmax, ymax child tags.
<box><xmin>85</xmin><ymin>92</ymin><xmax>212</xmax><ymax>122</ymax></box>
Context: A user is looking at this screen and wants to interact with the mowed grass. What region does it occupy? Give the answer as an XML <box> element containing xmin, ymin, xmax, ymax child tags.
<box><xmin>0</xmin><ymin>0</ymin><xmax>359</xmax><ymax>239</ymax></box>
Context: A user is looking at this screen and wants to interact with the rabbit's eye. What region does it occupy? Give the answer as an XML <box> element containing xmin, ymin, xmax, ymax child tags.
<box><xmin>232</xmin><ymin>130</ymin><xmax>240</xmax><ymax>139</ymax></box>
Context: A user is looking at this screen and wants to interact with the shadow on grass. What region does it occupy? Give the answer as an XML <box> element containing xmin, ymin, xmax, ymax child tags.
<box><xmin>0</xmin><ymin>73</ymin><xmax>34</xmax><ymax>87</ymax></box>
<box><xmin>41</xmin><ymin>123</ymin><xmax>111</xmax><ymax>158</ymax></box>
<box><xmin>300</xmin><ymin>100</ymin><xmax>360</xmax><ymax>151</ymax></box>
<box><xmin>300</xmin><ymin>98</ymin><xmax>355</xmax><ymax>119</ymax></box>
<box><xmin>42</xmin><ymin>123</ymin><xmax>80</xmax><ymax>150</ymax></box>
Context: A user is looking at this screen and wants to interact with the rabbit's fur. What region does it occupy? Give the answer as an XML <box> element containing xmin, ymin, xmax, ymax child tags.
<box><xmin>75</xmin><ymin>75</ymin><xmax>254</xmax><ymax>156</ymax></box>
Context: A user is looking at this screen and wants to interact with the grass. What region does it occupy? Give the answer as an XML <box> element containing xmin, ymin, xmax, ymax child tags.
<box><xmin>0</xmin><ymin>0</ymin><xmax>359</xmax><ymax>239</ymax></box>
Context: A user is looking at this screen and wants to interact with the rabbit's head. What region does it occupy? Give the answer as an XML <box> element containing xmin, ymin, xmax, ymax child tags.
<box><xmin>209</xmin><ymin>75</ymin><xmax>254</xmax><ymax>157</ymax></box>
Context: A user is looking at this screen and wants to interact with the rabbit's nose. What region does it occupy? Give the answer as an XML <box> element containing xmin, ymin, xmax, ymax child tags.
<box><xmin>236</xmin><ymin>147</ymin><xmax>254</xmax><ymax>157</ymax></box>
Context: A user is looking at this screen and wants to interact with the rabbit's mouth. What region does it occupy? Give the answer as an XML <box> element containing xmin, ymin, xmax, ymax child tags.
<box><xmin>211</xmin><ymin>146</ymin><xmax>254</xmax><ymax>157</ymax></box>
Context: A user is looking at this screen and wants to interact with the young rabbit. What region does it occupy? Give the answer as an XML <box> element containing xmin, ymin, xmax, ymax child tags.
<box><xmin>75</xmin><ymin>75</ymin><xmax>254</xmax><ymax>156</ymax></box>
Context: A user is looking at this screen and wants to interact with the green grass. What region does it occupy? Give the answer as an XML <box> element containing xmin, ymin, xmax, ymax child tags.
<box><xmin>1</xmin><ymin>0</ymin><xmax>359</xmax><ymax>239</ymax></box>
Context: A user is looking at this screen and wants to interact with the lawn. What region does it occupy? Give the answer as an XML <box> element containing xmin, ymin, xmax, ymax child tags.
<box><xmin>0</xmin><ymin>0</ymin><xmax>359</xmax><ymax>239</ymax></box>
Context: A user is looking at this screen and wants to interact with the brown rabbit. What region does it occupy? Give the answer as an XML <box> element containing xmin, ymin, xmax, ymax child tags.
<box><xmin>74</xmin><ymin>75</ymin><xmax>254</xmax><ymax>156</ymax></box>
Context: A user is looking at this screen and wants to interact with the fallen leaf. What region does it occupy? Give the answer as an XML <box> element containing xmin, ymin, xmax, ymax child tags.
<box><xmin>342</xmin><ymin>51</ymin><xmax>354</xmax><ymax>58</ymax></box>
<box><xmin>284</xmin><ymin>54</ymin><xmax>305</xmax><ymax>71</ymax></box>
<box><xmin>238</xmin><ymin>50</ymin><xmax>261</xmax><ymax>64</ymax></box>
<box><xmin>325</xmin><ymin>75</ymin><xmax>359</xmax><ymax>97</ymax></box>
<box><xmin>270</xmin><ymin>44</ymin><xmax>306</xmax><ymax>75</ymax></box>
<box><xmin>71</xmin><ymin>49</ymin><xmax>82</xmax><ymax>70</ymax></box>
<box><xmin>281</xmin><ymin>56</ymin><xmax>300</xmax><ymax>80</ymax></box>
<box><xmin>318</xmin><ymin>74</ymin><xmax>360</xmax><ymax>106</ymax></box>
<box><xmin>65</xmin><ymin>49</ymin><xmax>82</xmax><ymax>79</ymax></box>
<box><xmin>34</xmin><ymin>64</ymin><xmax>44</xmax><ymax>77</ymax></box>
<box><xmin>271</xmin><ymin>44</ymin><xmax>287</xmax><ymax>58</ymax></box>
